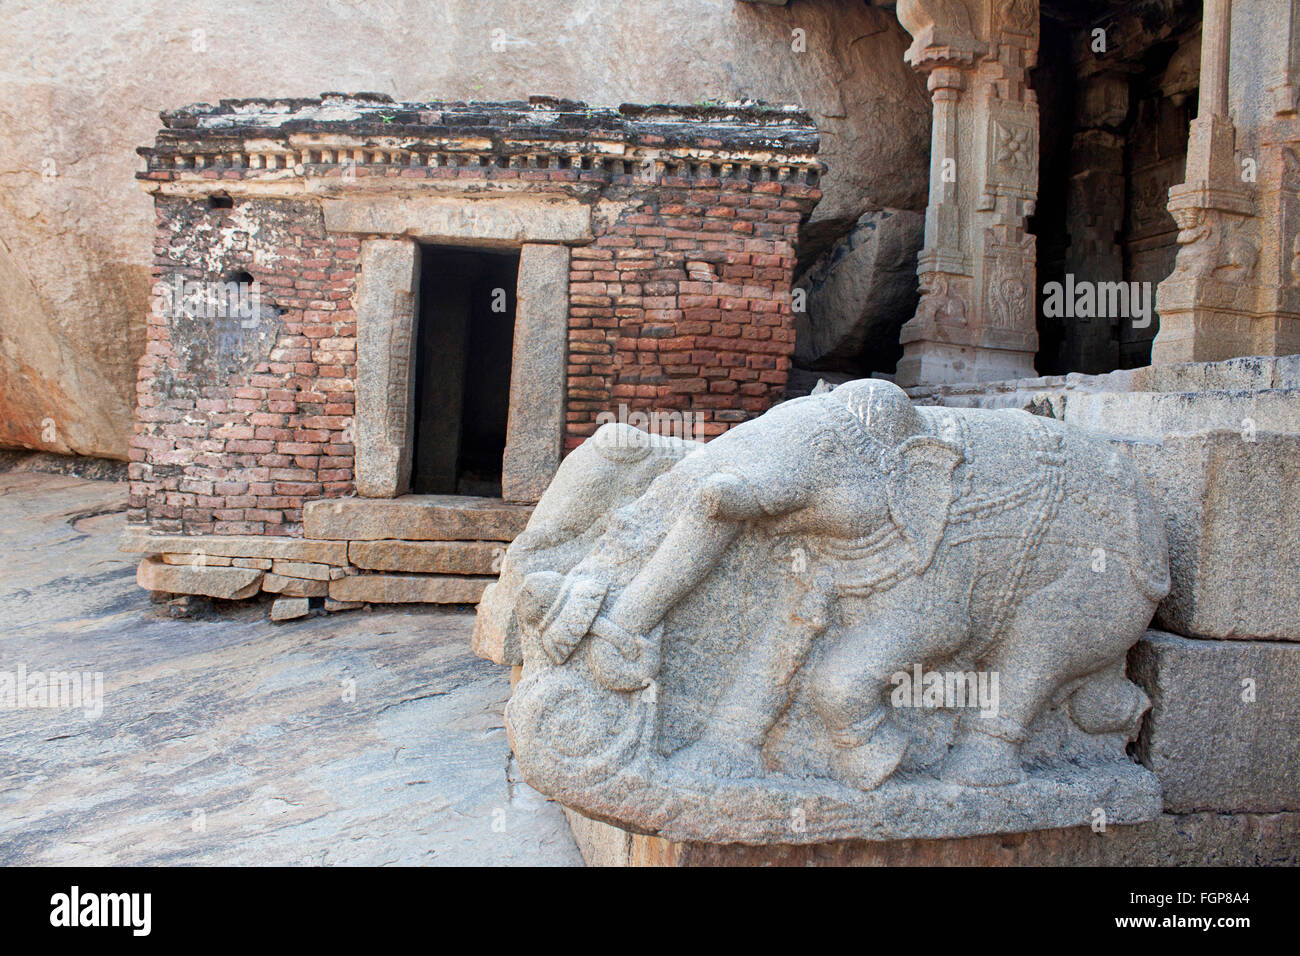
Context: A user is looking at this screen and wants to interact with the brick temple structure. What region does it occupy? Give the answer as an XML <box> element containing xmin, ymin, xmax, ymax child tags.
<box><xmin>124</xmin><ymin>94</ymin><xmax>822</xmax><ymax>608</ymax></box>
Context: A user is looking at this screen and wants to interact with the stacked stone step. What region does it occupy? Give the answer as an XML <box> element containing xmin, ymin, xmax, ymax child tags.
<box><xmin>124</xmin><ymin>494</ymin><xmax>533</xmax><ymax>620</ymax></box>
<box><xmin>301</xmin><ymin>496</ymin><xmax>531</xmax><ymax>605</ymax></box>
<box><xmin>128</xmin><ymin>534</ymin><xmax>349</xmax><ymax>621</ymax></box>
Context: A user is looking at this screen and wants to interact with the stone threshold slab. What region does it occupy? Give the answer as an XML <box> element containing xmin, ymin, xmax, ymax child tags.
<box><xmin>122</xmin><ymin>526</ymin><xmax>346</xmax><ymax>565</ymax></box>
<box><xmin>304</xmin><ymin>495</ymin><xmax>533</xmax><ymax>542</ymax></box>
<box><xmin>349</xmin><ymin>539</ymin><xmax>505</xmax><ymax>575</ymax></box>
<box><xmin>328</xmin><ymin>572</ymin><xmax>495</xmax><ymax>604</ymax></box>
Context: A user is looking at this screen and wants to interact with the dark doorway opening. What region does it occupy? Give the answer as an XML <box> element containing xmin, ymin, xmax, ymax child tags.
<box><xmin>411</xmin><ymin>245</ymin><xmax>519</xmax><ymax>497</ymax></box>
<box><xmin>1033</xmin><ymin>1</ymin><xmax>1201</xmax><ymax>376</ymax></box>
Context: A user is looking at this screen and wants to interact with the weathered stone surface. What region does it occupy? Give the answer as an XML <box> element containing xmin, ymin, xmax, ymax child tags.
<box><xmin>1065</xmin><ymin>389</ymin><xmax>1300</xmax><ymax>440</ymax></box>
<box><xmin>350</xmin><ymin>540</ymin><xmax>505</xmax><ymax>575</ymax></box>
<box><xmin>120</xmin><ymin>527</ymin><xmax>347</xmax><ymax>565</ymax></box>
<box><xmin>793</xmin><ymin>209</ymin><xmax>924</xmax><ymax>373</ymax></box>
<box><xmin>1122</xmin><ymin>432</ymin><xmax>1300</xmax><ymax>640</ymax></box>
<box><xmin>1131</xmin><ymin>354</ymin><xmax>1300</xmax><ymax>392</ymax></box>
<box><xmin>232</xmin><ymin>558</ymin><xmax>273</xmax><ymax>570</ymax></box>
<box><xmin>329</xmin><ymin>573</ymin><xmax>494</xmax><ymax>605</ymax></box>
<box><xmin>160</xmin><ymin>553</ymin><xmax>232</xmax><ymax>567</ymax></box>
<box><xmin>261</xmin><ymin>573</ymin><xmax>329</xmax><ymax>598</ymax></box>
<box><xmin>270</xmin><ymin>597</ymin><xmax>311</xmax><ymax>621</ymax></box>
<box><xmin>0</xmin><ymin>202</ymin><xmax>146</xmax><ymax>461</ymax></box>
<box><xmin>324</xmin><ymin>196</ymin><xmax>591</xmax><ymax>245</ymax></box>
<box><xmin>354</xmin><ymin>238</ymin><xmax>420</xmax><ymax>498</ymax></box>
<box><xmin>913</xmin><ymin>382</ymin><xmax>1300</xmax><ymax>439</ymax></box>
<box><xmin>136</xmin><ymin>556</ymin><xmax>262</xmax><ymax>600</ymax></box>
<box><xmin>270</xmin><ymin>560</ymin><xmax>333</xmax><ymax>582</ymax></box>
<box><xmin>907</xmin><ymin>355</ymin><xmax>1300</xmax><ymax>416</ymax></box>
<box><xmin>0</xmin><ymin>0</ymin><xmax>928</xmax><ymax>462</ymax></box>
<box><xmin>304</xmin><ymin>495</ymin><xmax>532</xmax><ymax>542</ymax></box>
<box><xmin>1130</xmin><ymin>631</ymin><xmax>1300</xmax><ymax>813</ymax></box>
<box><xmin>1</xmin><ymin>472</ymin><xmax>137</xmax><ymax>631</ymax></box>
<box><xmin>502</xmin><ymin>244</ymin><xmax>570</xmax><ymax>503</ymax></box>
<box><xmin>566</xmin><ymin>807</ymin><xmax>1300</xmax><ymax>866</ymax></box>
<box><xmin>1</xmin><ymin>473</ymin><xmax>579</xmax><ymax>865</ymax></box>
<box><xmin>323</xmin><ymin>598</ymin><xmax>364</xmax><ymax>613</ymax></box>
<box><xmin>492</xmin><ymin>380</ymin><xmax>1170</xmax><ymax>842</ymax></box>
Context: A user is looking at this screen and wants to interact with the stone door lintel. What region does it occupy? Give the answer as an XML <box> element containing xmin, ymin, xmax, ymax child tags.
<box><xmin>323</xmin><ymin>193</ymin><xmax>593</xmax><ymax>246</ymax></box>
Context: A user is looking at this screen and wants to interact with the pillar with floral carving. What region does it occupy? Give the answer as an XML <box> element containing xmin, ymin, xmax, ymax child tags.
<box><xmin>893</xmin><ymin>0</ymin><xmax>1041</xmax><ymax>387</ymax></box>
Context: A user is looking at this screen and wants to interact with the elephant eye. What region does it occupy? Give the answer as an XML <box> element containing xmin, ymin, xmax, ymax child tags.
<box><xmin>815</xmin><ymin>434</ymin><xmax>839</xmax><ymax>457</ymax></box>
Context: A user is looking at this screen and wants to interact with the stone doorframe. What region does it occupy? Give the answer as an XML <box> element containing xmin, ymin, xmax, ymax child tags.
<box><xmin>326</xmin><ymin>193</ymin><xmax>585</xmax><ymax>503</ymax></box>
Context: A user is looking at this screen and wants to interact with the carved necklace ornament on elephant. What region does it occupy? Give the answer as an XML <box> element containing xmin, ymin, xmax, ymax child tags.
<box><xmin>508</xmin><ymin>379</ymin><xmax>1170</xmax><ymax>796</ymax></box>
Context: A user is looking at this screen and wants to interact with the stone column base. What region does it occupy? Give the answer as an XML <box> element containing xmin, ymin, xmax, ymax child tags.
<box><xmin>1152</xmin><ymin>311</ymin><xmax>1300</xmax><ymax>365</ymax></box>
<box><xmin>563</xmin><ymin>807</ymin><xmax>1300</xmax><ymax>866</ymax></box>
<box><xmin>895</xmin><ymin>342</ymin><xmax>1037</xmax><ymax>388</ymax></box>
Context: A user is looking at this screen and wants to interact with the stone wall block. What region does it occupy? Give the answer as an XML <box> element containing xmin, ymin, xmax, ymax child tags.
<box><xmin>1130</xmin><ymin>631</ymin><xmax>1300</xmax><ymax>812</ymax></box>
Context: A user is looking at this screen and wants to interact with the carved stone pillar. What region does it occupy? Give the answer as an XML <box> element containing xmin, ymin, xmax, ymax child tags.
<box><xmin>894</xmin><ymin>0</ymin><xmax>1040</xmax><ymax>387</ymax></box>
<box><xmin>502</xmin><ymin>243</ymin><xmax>570</xmax><ymax>503</ymax></box>
<box><xmin>1251</xmin><ymin>0</ymin><xmax>1300</xmax><ymax>357</ymax></box>
<box><xmin>1152</xmin><ymin>0</ymin><xmax>1270</xmax><ymax>363</ymax></box>
<box><xmin>354</xmin><ymin>238</ymin><xmax>420</xmax><ymax>498</ymax></box>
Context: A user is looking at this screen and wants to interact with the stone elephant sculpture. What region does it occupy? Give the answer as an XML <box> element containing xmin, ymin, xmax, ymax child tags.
<box><xmin>508</xmin><ymin>379</ymin><xmax>1170</xmax><ymax>798</ymax></box>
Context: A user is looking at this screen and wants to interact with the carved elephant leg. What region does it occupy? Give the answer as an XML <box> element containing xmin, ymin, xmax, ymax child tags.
<box><xmin>810</xmin><ymin>620</ymin><xmax>939</xmax><ymax>791</ymax></box>
<box><xmin>942</xmin><ymin>580</ymin><xmax>1072</xmax><ymax>788</ymax></box>
<box><xmin>942</xmin><ymin>564</ymin><xmax>1154</xmax><ymax>788</ymax></box>
<box><xmin>672</xmin><ymin>582</ymin><xmax>834</xmax><ymax>779</ymax></box>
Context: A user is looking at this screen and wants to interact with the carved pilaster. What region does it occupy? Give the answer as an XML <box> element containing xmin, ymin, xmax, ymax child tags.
<box><xmin>355</xmin><ymin>238</ymin><xmax>420</xmax><ymax>498</ymax></box>
<box><xmin>895</xmin><ymin>0</ymin><xmax>1041</xmax><ymax>387</ymax></box>
<box><xmin>1251</xmin><ymin>0</ymin><xmax>1300</xmax><ymax>355</ymax></box>
<box><xmin>1152</xmin><ymin>0</ymin><xmax>1285</xmax><ymax>362</ymax></box>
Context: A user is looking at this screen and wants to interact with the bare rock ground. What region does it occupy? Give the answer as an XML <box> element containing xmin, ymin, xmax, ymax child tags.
<box><xmin>0</xmin><ymin>471</ymin><xmax>580</xmax><ymax>865</ymax></box>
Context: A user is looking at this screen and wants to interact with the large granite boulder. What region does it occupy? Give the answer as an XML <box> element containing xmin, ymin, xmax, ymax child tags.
<box><xmin>794</xmin><ymin>208</ymin><xmax>925</xmax><ymax>375</ymax></box>
<box><xmin>481</xmin><ymin>379</ymin><xmax>1170</xmax><ymax>843</ymax></box>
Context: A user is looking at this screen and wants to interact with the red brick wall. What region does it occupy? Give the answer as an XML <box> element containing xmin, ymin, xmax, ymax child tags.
<box><xmin>129</xmin><ymin>171</ymin><xmax>819</xmax><ymax>536</ymax></box>
<box><xmin>565</xmin><ymin>176</ymin><xmax>820</xmax><ymax>451</ymax></box>
<box><xmin>129</xmin><ymin>197</ymin><xmax>359</xmax><ymax>536</ymax></box>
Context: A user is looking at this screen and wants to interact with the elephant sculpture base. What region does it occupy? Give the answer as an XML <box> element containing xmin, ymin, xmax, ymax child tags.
<box><xmin>561</xmin><ymin>768</ymin><xmax>1163</xmax><ymax>847</ymax></box>
<box><xmin>479</xmin><ymin>380</ymin><xmax>1169</xmax><ymax>844</ymax></box>
<box><xmin>510</xmin><ymin>677</ymin><xmax>1162</xmax><ymax>845</ymax></box>
<box><xmin>503</xmin><ymin>593</ymin><xmax>1164</xmax><ymax>845</ymax></box>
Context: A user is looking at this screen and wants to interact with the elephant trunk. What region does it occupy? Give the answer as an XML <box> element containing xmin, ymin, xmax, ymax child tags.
<box><xmin>605</xmin><ymin>473</ymin><xmax>766</xmax><ymax>637</ymax></box>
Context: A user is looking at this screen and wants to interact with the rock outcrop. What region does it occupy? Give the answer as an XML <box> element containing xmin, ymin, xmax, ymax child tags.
<box><xmin>793</xmin><ymin>208</ymin><xmax>925</xmax><ymax>377</ymax></box>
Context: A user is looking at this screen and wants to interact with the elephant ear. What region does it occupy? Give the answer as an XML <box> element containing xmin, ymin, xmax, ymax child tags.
<box><xmin>886</xmin><ymin>435</ymin><xmax>963</xmax><ymax>573</ymax></box>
